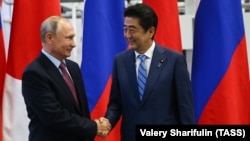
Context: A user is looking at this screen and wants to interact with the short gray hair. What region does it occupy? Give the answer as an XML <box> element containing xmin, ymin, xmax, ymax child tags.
<box><xmin>40</xmin><ymin>16</ymin><xmax>68</xmax><ymax>43</ymax></box>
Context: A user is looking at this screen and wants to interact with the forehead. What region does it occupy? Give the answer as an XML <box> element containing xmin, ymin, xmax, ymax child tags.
<box><xmin>58</xmin><ymin>20</ymin><xmax>73</xmax><ymax>30</ymax></box>
<box><xmin>124</xmin><ymin>17</ymin><xmax>141</xmax><ymax>28</ymax></box>
<box><xmin>58</xmin><ymin>21</ymin><xmax>75</xmax><ymax>34</ymax></box>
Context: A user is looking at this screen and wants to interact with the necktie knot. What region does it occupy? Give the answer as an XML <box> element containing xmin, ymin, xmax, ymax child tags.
<box><xmin>138</xmin><ymin>54</ymin><xmax>147</xmax><ymax>61</ymax></box>
<box><xmin>60</xmin><ymin>62</ymin><xmax>67</xmax><ymax>69</ymax></box>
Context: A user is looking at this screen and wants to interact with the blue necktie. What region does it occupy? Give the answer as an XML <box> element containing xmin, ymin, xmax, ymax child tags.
<box><xmin>137</xmin><ymin>55</ymin><xmax>147</xmax><ymax>100</ymax></box>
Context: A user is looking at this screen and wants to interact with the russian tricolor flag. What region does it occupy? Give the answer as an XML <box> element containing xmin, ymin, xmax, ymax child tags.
<box><xmin>192</xmin><ymin>0</ymin><xmax>250</xmax><ymax>124</ymax></box>
<box><xmin>81</xmin><ymin>0</ymin><xmax>127</xmax><ymax>140</ymax></box>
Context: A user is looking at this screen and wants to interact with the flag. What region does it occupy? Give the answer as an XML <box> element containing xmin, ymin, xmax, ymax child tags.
<box><xmin>3</xmin><ymin>1</ymin><xmax>61</xmax><ymax>140</ymax></box>
<box><xmin>0</xmin><ymin>1</ymin><xmax>6</xmax><ymax>141</ymax></box>
<box><xmin>143</xmin><ymin>0</ymin><xmax>183</xmax><ymax>53</ymax></box>
<box><xmin>191</xmin><ymin>0</ymin><xmax>250</xmax><ymax>124</ymax></box>
<box><xmin>81</xmin><ymin>0</ymin><xmax>127</xmax><ymax>140</ymax></box>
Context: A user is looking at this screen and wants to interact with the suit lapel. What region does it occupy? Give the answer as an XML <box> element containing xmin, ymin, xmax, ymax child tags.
<box><xmin>39</xmin><ymin>54</ymin><xmax>81</xmax><ymax>113</ymax></box>
<box><xmin>126</xmin><ymin>50</ymin><xmax>141</xmax><ymax>101</ymax></box>
<box><xmin>141</xmin><ymin>45</ymin><xmax>168</xmax><ymax>105</ymax></box>
<box><xmin>63</xmin><ymin>61</ymin><xmax>83</xmax><ymax>113</ymax></box>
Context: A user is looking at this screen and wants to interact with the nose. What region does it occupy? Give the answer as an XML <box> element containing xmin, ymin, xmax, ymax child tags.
<box><xmin>124</xmin><ymin>30</ymin><xmax>131</xmax><ymax>39</ymax></box>
<box><xmin>71</xmin><ymin>40</ymin><xmax>76</xmax><ymax>48</ymax></box>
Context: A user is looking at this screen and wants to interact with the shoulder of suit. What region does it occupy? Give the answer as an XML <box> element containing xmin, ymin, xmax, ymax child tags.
<box><xmin>156</xmin><ymin>44</ymin><xmax>182</xmax><ymax>55</ymax></box>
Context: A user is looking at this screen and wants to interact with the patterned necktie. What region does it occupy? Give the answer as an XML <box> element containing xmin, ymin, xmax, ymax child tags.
<box><xmin>137</xmin><ymin>55</ymin><xmax>147</xmax><ymax>100</ymax></box>
<box><xmin>60</xmin><ymin>62</ymin><xmax>79</xmax><ymax>105</ymax></box>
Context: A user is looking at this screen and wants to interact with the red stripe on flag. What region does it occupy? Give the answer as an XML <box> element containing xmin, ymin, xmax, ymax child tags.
<box><xmin>143</xmin><ymin>0</ymin><xmax>183</xmax><ymax>53</ymax></box>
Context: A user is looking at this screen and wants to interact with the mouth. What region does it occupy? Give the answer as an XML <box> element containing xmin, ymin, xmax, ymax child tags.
<box><xmin>128</xmin><ymin>40</ymin><xmax>135</xmax><ymax>45</ymax></box>
<box><xmin>67</xmin><ymin>48</ymin><xmax>73</xmax><ymax>51</ymax></box>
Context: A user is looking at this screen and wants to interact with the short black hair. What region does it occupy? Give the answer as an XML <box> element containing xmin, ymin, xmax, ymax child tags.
<box><xmin>124</xmin><ymin>3</ymin><xmax>158</xmax><ymax>32</ymax></box>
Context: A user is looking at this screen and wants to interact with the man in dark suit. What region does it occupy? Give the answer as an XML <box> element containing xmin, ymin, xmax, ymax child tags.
<box><xmin>22</xmin><ymin>16</ymin><xmax>110</xmax><ymax>141</ymax></box>
<box><xmin>104</xmin><ymin>3</ymin><xmax>195</xmax><ymax>141</ymax></box>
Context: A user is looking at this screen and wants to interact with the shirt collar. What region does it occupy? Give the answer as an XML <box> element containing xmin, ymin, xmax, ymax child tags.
<box><xmin>42</xmin><ymin>49</ymin><xmax>63</xmax><ymax>68</ymax></box>
<box><xmin>135</xmin><ymin>41</ymin><xmax>155</xmax><ymax>59</ymax></box>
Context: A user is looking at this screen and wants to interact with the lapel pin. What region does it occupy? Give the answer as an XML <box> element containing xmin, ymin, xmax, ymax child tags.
<box><xmin>157</xmin><ymin>59</ymin><xmax>164</xmax><ymax>68</ymax></box>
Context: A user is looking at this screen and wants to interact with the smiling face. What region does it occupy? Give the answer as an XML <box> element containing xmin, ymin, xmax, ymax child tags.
<box><xmin>51</xmin><ymin>20</ymin><xmax>76</xmax><ymax>60</ymax></box>
<box><xmin>124</xmin><ymin>17</ymin><xmax>155</xmax><ymax>54</ymax></box>
<box><xmin>43</xmin><ymin>18</ymin><xmax>76</xmax><ymax>61</ymax></box>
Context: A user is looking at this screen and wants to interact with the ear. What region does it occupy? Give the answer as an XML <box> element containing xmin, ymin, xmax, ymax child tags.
<box><xmin>148</xmin><ymin>26</ymin><xmax>156</xmax><ymax>39</ymax></box>
<box><xmin>45</xmin><ymin>32</ymin><xmax>54</xmax><ymax>44</ymax></box>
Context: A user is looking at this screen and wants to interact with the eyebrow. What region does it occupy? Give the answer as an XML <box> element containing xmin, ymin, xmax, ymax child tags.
<box><xmin>124</xmin><ymin>25</ymin><xmax>137</xmax><ymax>29</ymax></box>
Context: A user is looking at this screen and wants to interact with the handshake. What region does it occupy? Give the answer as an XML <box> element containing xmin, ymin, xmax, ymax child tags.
<box><xmin>94</xmin><ymin>117</ymin><xmax>111</xmax><ymax>138</ymax></box>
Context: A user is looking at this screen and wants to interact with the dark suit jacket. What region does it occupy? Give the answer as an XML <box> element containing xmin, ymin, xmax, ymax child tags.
<box><xmin>22</xmin><ymin>53</ymin><xmax>96</xmax><ymax>141</ymax></box>
<box><xmin>105</xmin><ymin>44</ymin><xmax>195</xmax><ymax>141</ymax></box>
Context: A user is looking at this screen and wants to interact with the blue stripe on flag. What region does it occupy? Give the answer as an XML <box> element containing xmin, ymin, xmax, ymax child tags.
<box><xmin>81</xmin><ymin>0</ymin><xmax>127</xmax><ymax>111</ymax></box>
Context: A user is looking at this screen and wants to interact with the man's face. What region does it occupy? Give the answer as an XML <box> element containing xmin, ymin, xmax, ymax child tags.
<box><xmin>123</xmin><ymin>17</ymin><xmax>154</xmax><ymax>53</ymax></box>
<box><xmin>50</xmin><ymin>21</ymin><xmax>76</xmax><ymax>60</ymax></box>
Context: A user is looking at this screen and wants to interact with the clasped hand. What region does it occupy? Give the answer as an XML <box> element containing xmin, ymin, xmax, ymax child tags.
<box><xmin>94</xmin><ymin>117</ymin><xmax>111</xmax><ymax>138</ymax></box>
